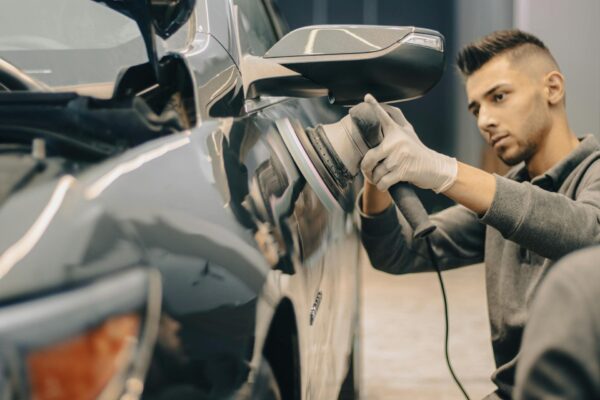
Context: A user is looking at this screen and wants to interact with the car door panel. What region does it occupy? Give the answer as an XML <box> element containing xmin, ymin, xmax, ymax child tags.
<box><xmin>242</xmin><ymin>95</ymin><xmax>359</xmax><ymax>397</ymax></box>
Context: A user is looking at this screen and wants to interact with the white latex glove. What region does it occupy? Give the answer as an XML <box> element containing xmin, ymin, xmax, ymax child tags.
<box><xmin>360</xmin><ymin>94</ymin><xmax>458</xmax><ymax>193</ymax></box>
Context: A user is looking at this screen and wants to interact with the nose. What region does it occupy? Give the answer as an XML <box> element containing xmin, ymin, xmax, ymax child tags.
<box><xmin>477</xmin><ymin>105</ymin><xmax>498</xmax><ymax>136</ymax></box>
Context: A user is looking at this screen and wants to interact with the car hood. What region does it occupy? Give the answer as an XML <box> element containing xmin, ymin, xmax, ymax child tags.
<box><xmin>0</xmin><ymin>120</ymin><xmax>269</xmax><ymax>304</ymax></box>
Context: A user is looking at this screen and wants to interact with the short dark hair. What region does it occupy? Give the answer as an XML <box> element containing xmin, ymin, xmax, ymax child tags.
<box><xmin>457</xmin><ymin>29</ymin><xmax>552</xmax><ymax>76</ymax></box>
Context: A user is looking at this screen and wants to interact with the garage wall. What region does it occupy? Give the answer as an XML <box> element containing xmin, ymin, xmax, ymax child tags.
<box><xmin>274</xmin><ymin>0</ymin><xmax>515</xmax><ymax>210</ymax></box>
<box><xmin>281</xmin><ymin>1</ymin><xmax>600</xmax><ymax>162</ymax></box>
<box><xmin>453</xmin><ymin>0</ymin><xmax>514</xmax><ymax>167</ymax></box>
<box><xmin>276</xmin><ymin>0</ymin><xmax>459</xmax><ymax>211</ymax></box>
<box><xmin>451</xmin><ymin>0</ymin><xmax>513</xmax><ymax>167</ymax></box>
<box><xmin>514</xmin><ymin>0</ymin><xmax>600</xmax><ymax>140</ymax></box>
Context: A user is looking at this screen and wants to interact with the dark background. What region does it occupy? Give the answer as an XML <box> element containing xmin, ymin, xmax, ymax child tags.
<box><xmin>272</xmin><ymin>0</ymin><xmax>599</xmax><ymax>211</ymax></box>
<box><xmin>274</xmin><ymin>0</ymin><xmax>459</xmax><ymax>212</ymax></box>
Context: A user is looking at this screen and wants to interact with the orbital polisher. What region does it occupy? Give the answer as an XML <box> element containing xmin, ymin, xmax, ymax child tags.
<box><xmin>292</xmin><ymin>102</ymin><xmax>436</xmax><ymax>239</ymax></box>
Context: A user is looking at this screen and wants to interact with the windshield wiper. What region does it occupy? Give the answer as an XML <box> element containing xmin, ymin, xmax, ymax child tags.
<box><xmin>0</xmin><ymin>91</ymin><xmax>183</xmax><ymax>160</ymax></box>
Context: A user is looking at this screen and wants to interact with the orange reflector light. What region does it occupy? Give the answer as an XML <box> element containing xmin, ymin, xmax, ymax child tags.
<box><xmin>27</xmin><ymin>314</ymin><xmax>140</xmax><ymax>400</ymax></box>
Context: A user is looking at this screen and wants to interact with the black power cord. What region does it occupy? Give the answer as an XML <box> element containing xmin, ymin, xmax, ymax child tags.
<box><xmin>425</xmin><ymin>236</ymin><xmax>471</xmax><ymax>400</ymax></box>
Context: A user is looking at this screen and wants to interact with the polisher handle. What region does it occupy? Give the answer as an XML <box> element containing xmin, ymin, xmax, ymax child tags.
<box><xmin>388</xmin><ymin>182</ymin><xmax>436</xmax><ymax>239</ymax></box>
<box><xmin>350</xmin><ymin>103</ymin><xmax>436</xmax><ymax>239</ymax></box>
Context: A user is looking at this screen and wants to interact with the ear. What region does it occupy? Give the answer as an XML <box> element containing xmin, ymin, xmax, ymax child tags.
<box><xmin>544</xmin><ymin>71</ymin><xmax>565</xmax><ymax>106</ymax></box>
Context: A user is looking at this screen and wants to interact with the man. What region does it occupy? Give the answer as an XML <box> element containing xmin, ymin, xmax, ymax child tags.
<box><xmin>514</xmin><ymin>246</ymin><xmax>600</xmax><ymax>400</ymax></box>
<box><xmin>358</xmin><ymin>29</ymin><xmax>600</xmax><ymax>399</ymax></box>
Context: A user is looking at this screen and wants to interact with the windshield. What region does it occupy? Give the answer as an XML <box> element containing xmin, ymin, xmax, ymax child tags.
<box><xmin>0</xmin><ymin>0</ymin><xmax>141</xmax><ymax>51</ymax></box>
<box><xmin>0</xmin><ymin>0</ymin><xmax>191</xmax><ymax>91</ymax></box>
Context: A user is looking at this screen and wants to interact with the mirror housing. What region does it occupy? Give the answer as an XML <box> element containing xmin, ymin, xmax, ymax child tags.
<box><xmin>93</xmin><ymin>0</ymin><xmax>195</xmax><ymax>39</ymax></box>
<box><xmin>243</xmin><ymin>25</ymin><xmax>445</xmax><ymax>105</ymax></box>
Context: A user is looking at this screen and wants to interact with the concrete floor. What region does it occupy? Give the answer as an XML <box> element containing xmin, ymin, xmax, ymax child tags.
<box><xmin>360</xmin><ymin>249</ymin><xmax>496</xmax><ymax>399</ymax></box>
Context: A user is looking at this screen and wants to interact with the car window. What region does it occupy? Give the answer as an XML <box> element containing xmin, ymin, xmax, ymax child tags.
<box><xmin>0</xmin><ymin>0</ymin><xmax>141</xmax><ymax>51</ymax></box>
<box><xmin>0</xmin><ymin>0</ymin><xmax>193</xmax><ymax>88</ymax></box>
<box><xmin>232</xmin><ymin>0</ymin><xmax>278</xmax><ymax>56</ymax></box>
<box><xmin>0</xmin><ymin>0</ymin><xmax>193</xmax><ymax>53</ymax></box>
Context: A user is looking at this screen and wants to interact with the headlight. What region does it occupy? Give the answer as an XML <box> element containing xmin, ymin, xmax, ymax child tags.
<box><xmin>0</xmin><ymin>268</ymin><xmax>161</xmax><ymax>400</ymax></box>
<box><xmin>27</xmin><ymin>314</ymin><xmax>140</xmax><ymax>400</ymax></box>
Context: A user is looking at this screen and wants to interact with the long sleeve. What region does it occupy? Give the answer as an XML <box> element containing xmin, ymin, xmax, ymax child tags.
<box><xmin>359</xmin><ymin>196</ymin><xmax>485</xmax><ymax>274</ymax></box>
<box><xmin>515</xmin><ymin>247</ymin><xmax>600</xmax><ymax>400</ymax></box>
<box><xmin>481</xmin><ymin>163</ymin><xmax>600</xmax><ymax>260</ymax></box>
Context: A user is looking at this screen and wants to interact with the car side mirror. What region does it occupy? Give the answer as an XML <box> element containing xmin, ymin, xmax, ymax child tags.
<box><xmin>242</xmin><ymin>25</ymin><xmax>445</xmax><ymax>105</ymax></box>
<box><xmin>148</xmin><ymin>0</ymin><xmax>196</xmax><ymax>39</ymax></box>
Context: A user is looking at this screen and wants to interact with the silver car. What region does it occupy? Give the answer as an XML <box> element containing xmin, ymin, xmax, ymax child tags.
<box><xmin>0</xmin><ymin>0</ymin><xmax>444</xmax><ymax>398</ymax></box>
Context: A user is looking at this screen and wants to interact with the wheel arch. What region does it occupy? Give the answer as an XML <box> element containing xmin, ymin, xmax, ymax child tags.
<box><xmin>262</xmin><ymin>297</ymin><xmax>302</xmax><ymax>400</ymax></box>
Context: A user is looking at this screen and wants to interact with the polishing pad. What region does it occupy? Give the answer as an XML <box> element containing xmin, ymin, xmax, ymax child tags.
<box><xmin>276</xmin><ymin>118</ymin><xmax>355</xmax><ymax>213</ymax></box>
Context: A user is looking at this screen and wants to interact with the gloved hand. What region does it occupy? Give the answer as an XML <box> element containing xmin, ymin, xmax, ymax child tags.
<box><xmin>360</xmin><ymin>94</ymin><xmax>458</xmax><ymax>193</ymax></box>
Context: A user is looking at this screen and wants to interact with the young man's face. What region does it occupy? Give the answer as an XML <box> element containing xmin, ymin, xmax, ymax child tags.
<box><xmin>465</xmin><ymin>54</ymin><xmax>552</xmax><ymax>166</ymax></box>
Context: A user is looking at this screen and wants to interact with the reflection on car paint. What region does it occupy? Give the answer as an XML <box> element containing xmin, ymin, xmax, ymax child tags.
<box><xmin>0</xmin><ymin>175</ymin><xmax>75</xmax><ymax>279</ymax></box>
<box><xmin>0</xmin><ymin>0</ymin><xmax>361</xmax><ymax>398</ymax></box>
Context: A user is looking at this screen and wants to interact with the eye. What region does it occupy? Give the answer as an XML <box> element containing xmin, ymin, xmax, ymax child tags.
<box><xmin>472</xmin><ymin>108</ymin><xmax>479</xmax><ymax>117</ymax></box>
<box><xmin>493</xmin><ymin>93</ymin><xmax>506</xmax><ymax>102</ymax></box>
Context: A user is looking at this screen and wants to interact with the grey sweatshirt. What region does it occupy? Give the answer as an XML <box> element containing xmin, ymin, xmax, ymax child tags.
<box><xmin>359</xmin><ymin>135</ymin><xmax>600</xmax><ymax>398</ymax></box>
<box><xmin>515</xmin><ymin>246</ymin><xmax>600</xmax><ymax>400</ymax></box>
